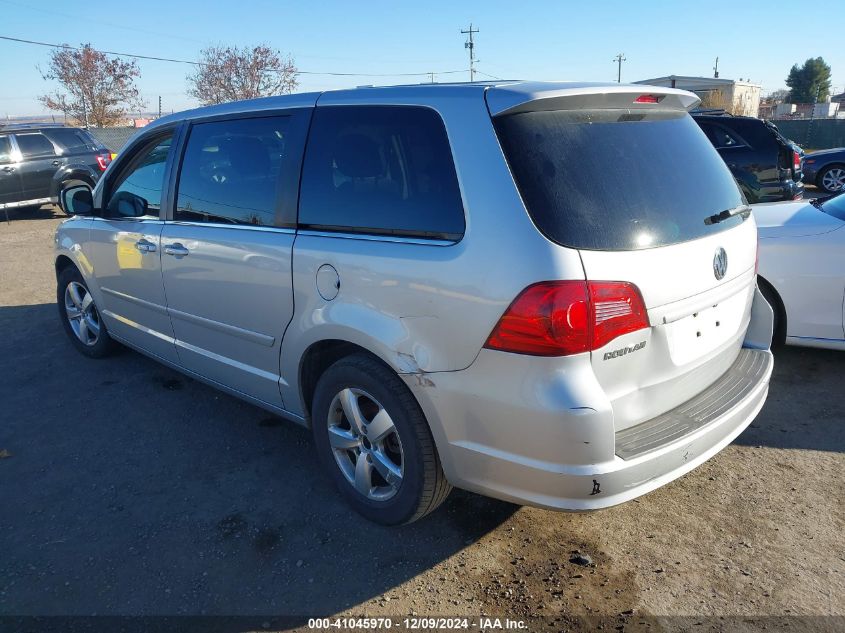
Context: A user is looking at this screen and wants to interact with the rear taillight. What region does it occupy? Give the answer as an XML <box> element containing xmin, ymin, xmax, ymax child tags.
<box><xmin>634</xmin><ymin>94</ymin><xmax>660</xmax><ymax>104</ymax></box>
<box><xmin>484</xmin><ymin>281</ymin><xmax>649</xmax><ymax>356</ymax></box>
<box><xmin>792</xmin><ymin>151</ymin><xmax>801</xmax><ymax>172</ymax></box>
<box><xmin>95</xmin><ymin>154</ymin><xmax>111</xmax><ymax>171</ymax></box>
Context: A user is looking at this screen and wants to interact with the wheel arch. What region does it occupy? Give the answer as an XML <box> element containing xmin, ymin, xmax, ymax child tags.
<box><xmin>757</xmin><ymin>275</ymin><xmax>787</xmax><ymax>345</ymax></box>
<box><xmin>50</xmin><ymin>166</ymin><xmax>97</xmax><ymax>198</ymax></box>
<box><xmin>298</xmin><ymin>339</ymin><xmax>398</xmax><ymax>425</ymax></box>
<box><xmin>55</xmin><ymin>254</ymin><xmax>78</xmax><ymax>279</ymax></box>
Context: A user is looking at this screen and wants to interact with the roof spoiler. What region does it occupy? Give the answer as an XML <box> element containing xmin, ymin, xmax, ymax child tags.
<box><xmin>486</xmin><ymin>82</ymin><xmax>701</xmax><ymax>116</ymax></box>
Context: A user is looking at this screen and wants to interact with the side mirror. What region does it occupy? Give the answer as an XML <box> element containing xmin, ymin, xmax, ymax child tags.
<box><xmin>61</xmin><ymin>185</ymin><xmax>95</xmax><ymax>216</ymax></box>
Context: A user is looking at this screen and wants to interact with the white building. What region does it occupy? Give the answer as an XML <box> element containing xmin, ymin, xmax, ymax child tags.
<box><xmin>634</xmin><ymin>75</ymin><xmax>762</xmax><ymax>117</ymax></box>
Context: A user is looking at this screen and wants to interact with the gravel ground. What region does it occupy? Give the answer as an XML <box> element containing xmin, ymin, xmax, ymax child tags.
<box><xmin>0</xmin><ymin>206</ymin><xmax>843</xmax><ymax>632</ymax></box>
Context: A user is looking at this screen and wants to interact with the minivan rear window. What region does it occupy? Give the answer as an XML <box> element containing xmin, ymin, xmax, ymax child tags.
<box><xmin>494</xmin><ymin>109</ymin><xmax>746</xmax><ymax>251</ymax></box>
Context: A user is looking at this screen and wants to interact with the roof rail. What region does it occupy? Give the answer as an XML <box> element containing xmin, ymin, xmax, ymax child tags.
<box><xmin>690</xmin><ymin>108</ymin><xmax>731</xmax><ymax>116</ymax></box>
<box><xmin>0</xmin><ymin>122</ymin><xmax>67</xmax><ymax>131</ymax></box>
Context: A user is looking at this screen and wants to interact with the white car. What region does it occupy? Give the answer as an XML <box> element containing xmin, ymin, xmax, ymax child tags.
<box><xmin>754</xmin><ymin>192</ymin><xmax>845</xmax><ymax>350</ymax></box>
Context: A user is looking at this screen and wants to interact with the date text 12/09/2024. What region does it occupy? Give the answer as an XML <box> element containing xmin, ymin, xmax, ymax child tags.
<box><xmin>307</xmin><ymin>617</ymin><xmax>528</xmax><ymax>630</ymax></box>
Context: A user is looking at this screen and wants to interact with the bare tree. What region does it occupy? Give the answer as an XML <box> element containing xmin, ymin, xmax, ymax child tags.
<box><xmin>39</xmin><ymin>44</ymin><xmax>144</xmax><ymax>127</ymax></box>
<box><xmin>187</xmin><ymin>45</ymin><xmax>298</xmax><ymax>106</ymax></box>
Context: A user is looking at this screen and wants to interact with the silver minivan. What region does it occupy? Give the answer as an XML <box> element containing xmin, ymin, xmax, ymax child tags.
<box><xmin>56</xmin><ymin>82</ymin><xmax>774</xmax><ymax>524</ymax></box>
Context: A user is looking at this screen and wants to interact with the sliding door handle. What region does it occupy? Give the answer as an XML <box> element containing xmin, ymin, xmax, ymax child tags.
<box><xmin>164</xmin><ymin>243</ymin><xmax>189</xmax><ymax>258</ymax></box>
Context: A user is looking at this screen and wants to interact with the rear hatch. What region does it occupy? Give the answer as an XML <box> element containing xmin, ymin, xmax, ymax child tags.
<box><xmin>488</xmin><ymin>85</ymin><xmax>759</xmax><ymax>431</ymax></box>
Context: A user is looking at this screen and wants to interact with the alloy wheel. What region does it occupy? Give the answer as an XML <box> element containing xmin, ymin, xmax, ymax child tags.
<box><xmin>326</xmin><ymin>388</ymin><xmax>404</xmax><ymax>501</ymax></box>
<box><xmin>64</xmin><ymin>281</ymin><xmax>101</xmax><ymax>346</ymax></box>
<box><xmin>821</xmin><ymin>167</ymin><xmax>845</xmax><ymax>192</ymax></box>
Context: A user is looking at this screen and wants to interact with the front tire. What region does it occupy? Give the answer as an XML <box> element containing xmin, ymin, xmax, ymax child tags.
<box><xmin>817</xmin><ymin>164</ymin><xmax>845</xmax><ymax>193</ymax></box>
<box><xmin>57</xmin><ymin>266</ymin><xmax>116</xmax><ymax>358</ymax></box>
<box><xmin>311</xmin><ymin>354</ymin><xmax>451</xmax><ymax>525</ymax></box>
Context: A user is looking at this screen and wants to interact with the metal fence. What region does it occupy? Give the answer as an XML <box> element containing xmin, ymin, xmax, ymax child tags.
<box><xmin>772</xmin><ymin>119</ymin><xmax>845</xmax><ymax>150</ymax></box>
<box><xmin>87</xmin><ymin>127</ymin><xmax>138</xmax><ymax>153</ymax></box>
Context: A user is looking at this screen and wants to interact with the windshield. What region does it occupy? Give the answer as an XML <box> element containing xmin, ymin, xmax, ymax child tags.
<box><xmin>494</xmin><ymin>109</ymin><xmax>746</xmax><ymax>250</ymax></box>
<box><xmin>818</xmin><ymin>191</ymin><xmax>845</xmax><ymax>222</ymax></box>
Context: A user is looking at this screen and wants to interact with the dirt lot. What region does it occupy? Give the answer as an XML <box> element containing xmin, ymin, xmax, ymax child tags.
<box><xmin>1</xmin><ymin>206</ymin><xmax>843</xmax><ymax>632</ymax></box>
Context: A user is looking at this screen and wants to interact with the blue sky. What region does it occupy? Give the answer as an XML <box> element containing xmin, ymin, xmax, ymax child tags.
<box><xmin>1</xmin><ymin>0</ymin><xmax>843</xmax><ymax>117</ymax></box>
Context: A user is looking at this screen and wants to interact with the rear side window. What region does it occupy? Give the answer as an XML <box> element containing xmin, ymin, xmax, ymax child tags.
<box><xmin>14</xmin><ymin>133</ymin><xmax>56</xmax><ymax>158</ymax></box>
<box><xmin>43</xmin><ymin>128</ymin><xmax>99</xmax><ymax>152</ymax></box>
<box><xmin>700</xmin><ymin>123</ymin><xmax>744</xmax><ymax>148</ymax></box>
<box><xmin>299</xmin><ymin>106</ymin><xmax>465</xmax><ymax>240</ymax></box>
<box><xmin>0</xmin><ymin>136</ymin><xmax>12</xmax><ymax>163</ymax></box>
<box><xmin>175</xmin><ymin>116</ymin><xmax>290</xmax><ymax>227</ymax></box>
<box><xmin>494</xmin><ymin>109</ymin><xmax>745</xmax><ymax>251</ymax></box>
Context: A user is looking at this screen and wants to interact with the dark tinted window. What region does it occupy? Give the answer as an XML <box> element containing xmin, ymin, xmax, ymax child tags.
<box><xmin>0</xmin><ymin>136</ymin><xmax>11</xmax><ymax>163</ymax></box>
<box><xmin>299</xmin><ymin>106</ymin><xmax>464</xmax><ymax>240</ymax></box>
<box><xmin>15</xmin><ymin>133</ymin><xmax>56</xmax><ymax>157</ymax></box>
<box><xmin>43</xmin><ymin>128</ymin><xmax>99</xmax><ymax>152</ymax></box>
<box><xmin>701</xmin><ymin>123</ymin><xmax>744</xmax><ymax>148</ymax></box>
<box><xmin>106</xmin><ymin>135</ymin><xmax>172</xmax><ymax>219</ymax></box>
<box><xmin>175</xmin><ymin>117</ymin><xmax>290</xmax><ymax>226</ymax></box>
<box><xmin>494</xmin><ymin>109</ymin><xmax>745</xmax><ymax>251</ymax></box>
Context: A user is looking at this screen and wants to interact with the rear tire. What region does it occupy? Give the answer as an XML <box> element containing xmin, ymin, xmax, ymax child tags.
<box><xmin>311</xmin><ymin>354</ymin><xmax>451</xmax><ymax>525</ymax></box>
<box><xmin>57</xmin><ymin>266</ymin><xmax>116</xmax><ymax>358</ymax></box>
<box><xmin>817</xmin><ymin>164</ymin><xmax>845</xmax><ymax>194</ymax></box>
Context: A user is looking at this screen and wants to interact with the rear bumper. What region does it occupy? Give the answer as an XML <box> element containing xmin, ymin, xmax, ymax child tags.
<box><xmin>404</xmin><ymin>347</ymin><xmax>773</xmax><ymax>511</ymax></box>
<box><xmin>757</xmin><ymin>179</ymin><xmax>803</xmax><ymax>203</ymax></box>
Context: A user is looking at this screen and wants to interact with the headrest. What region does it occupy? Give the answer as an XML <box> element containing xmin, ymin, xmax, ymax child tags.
<box><xmin>333</xmin><ymin>134</ymin><xmax>383</xmax><ymax>178</ymax></box>
<box><xmin>219</xmin><ymin>136</ymin><xmax>271</xmax><ymax>177</ymax></box>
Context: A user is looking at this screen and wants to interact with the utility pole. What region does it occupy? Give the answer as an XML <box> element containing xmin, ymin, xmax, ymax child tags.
<box><xmin>713</xmin><ymin>56</ymin><xmax>719</xmax><ymax>78</ymax></box>
<box><xmin>429</xmin><ymin>72</ymin><xmax>435</xmax><ymax>84</ymax></box>
<box><xmin>613</xmin><ymin>53</ymin><xmax>626</xmax><ymax>83</ymax></box>
<box><xmin>158</xmin><ymin>95</ymin><xmax>162</xmax><ymax>119</ymax></box>
<box><xmin>461</xmin><ymin>23</ymin><xmax>479</xmax><ymax>82</ymax></box>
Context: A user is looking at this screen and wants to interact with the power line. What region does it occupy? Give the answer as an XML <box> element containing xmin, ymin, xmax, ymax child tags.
<box><xmin>0</xmin><ymin>35</ymin><xmax>467</xmax><ymax>78</ymax></box>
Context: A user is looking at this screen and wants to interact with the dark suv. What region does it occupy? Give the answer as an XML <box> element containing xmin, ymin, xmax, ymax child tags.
<box><xmin>0</xmin><ymin>124</ymin><xmax>112</xmax><ymax>216</ymax></box>
<box><xmin>693</xmin><ymin>114</ymin><xmax>803</xmax><ymax>203</ymax></box>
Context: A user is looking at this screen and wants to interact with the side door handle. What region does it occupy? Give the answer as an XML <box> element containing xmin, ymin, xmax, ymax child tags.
<box><xmin>135</xmin><ymin>239</ymin><xmax>157</xmax><ymax>253</ymax></box>
<box><xmin>1</xmin><ymin>166</ymin><xmax>13</xmax><ymax>173</ymax></box>
<box><xmin>52</xmin><ymin>160</ymin><xmax>62</xmax><ymax>166</ymax></box>
<box><xmin>164</xmin><ymin>242</ymin><xmax>189</xmax><ymax>258</ymax></box>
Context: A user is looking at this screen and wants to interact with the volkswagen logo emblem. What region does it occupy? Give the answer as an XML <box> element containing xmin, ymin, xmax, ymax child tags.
<box><xmin>713</xmin><ymin>247</ymin><xmax>728</xmax><ymax>280</ymax></box>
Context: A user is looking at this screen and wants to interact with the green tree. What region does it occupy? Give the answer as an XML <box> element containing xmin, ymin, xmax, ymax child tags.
<box><xmin>785</xmin><ymin>57</ymin><xmax>832</xmax><ymax>103</ymax></box>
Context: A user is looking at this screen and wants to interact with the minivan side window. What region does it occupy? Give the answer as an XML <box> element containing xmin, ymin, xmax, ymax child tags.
<box><xmin>105</xmin><ymin>134</ymin><xmax>173</xmax><ymax>219</ymax></box>
<box><xmin>299</xmin><ymin>106</ymin><xmax>465</xmax><ymax>240</ymax></box>
<box><xmin>15</xmin><ymin>133</ymin><xmax>57</xmax><ymax>158</ymax></box>
<box><xmin>174</xmin><ymin>116</ymin><xmax>291</xmax><ymax>227</ymax></box>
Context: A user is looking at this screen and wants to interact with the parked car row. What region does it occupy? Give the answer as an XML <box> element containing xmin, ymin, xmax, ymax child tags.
<box><xmin>692</xmin><ymin>112</ymin><xmax>804</xmax><ymax>203</ymax></box>
<box><xmin>0</xmin><ymin>123</ymin><xmax>111</xmax><ymax>214</ymax></box>
<box><xmin>55</xmin><ymin>82</ymin><xmax>775</xmax><ymax>525</ymax></box>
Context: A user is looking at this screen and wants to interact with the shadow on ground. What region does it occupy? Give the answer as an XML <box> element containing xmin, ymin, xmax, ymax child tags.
<box><xmin>0</xmin><ymin>302</ymin><xmax>518</xmax><ymax>620</ymax></box>
<box><xmin>1</xmin><ymin>204</ymin><xmax>64</xmax><ymax>224</ymax></box>
<box><xmin>735</xmin><ymin>345</ymin><xmax>845</xmax><ymax>453</ymax></box>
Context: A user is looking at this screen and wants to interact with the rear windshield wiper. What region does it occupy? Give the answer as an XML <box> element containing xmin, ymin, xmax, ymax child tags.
<box><xmin>704</xmin><ymin>205</ymin><xmax>751</xmax><ymax>225</ymax></box>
